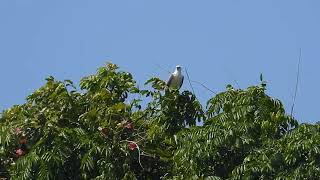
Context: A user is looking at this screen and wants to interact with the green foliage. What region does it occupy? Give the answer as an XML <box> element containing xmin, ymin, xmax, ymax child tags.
<box><xmin>232</xmin><ymin>124</ymin><xmax>320</xmax><ymax>179</ymax></box>
<box><xmin>172</xmin><ymin>84</ymin><xmax>298</xmax><ymax>178</ymax></box>
<box><xmin>0</xmin><ymin>63</ymin><xmax>319</xmax><ymax>179</ymax></box>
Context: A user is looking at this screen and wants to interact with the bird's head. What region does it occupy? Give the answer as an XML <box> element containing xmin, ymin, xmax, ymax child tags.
<box><xmin>176</xmin><ymin>65</ymin><xmax>182</xmax><ymax>72</ymax></box>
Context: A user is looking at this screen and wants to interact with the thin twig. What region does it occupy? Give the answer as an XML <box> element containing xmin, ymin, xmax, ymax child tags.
<box><xmin>140</xmin><ymin>150</ymin><xmax>155</xmax><ymax>158</ymax></box>
<box><xmin>224</xmin><ymin>67</ymin><xmax>241</xmax><ymax>89</ymax></box>
<box><xmin>290</xmin><ymin>48</ymin><xmax>302</xmax><ymax>118</ymax></box>
<box><xmin>232</xmin><ymin>79</ymin><xmax>241</xmax><ymax>89</ymax></box>
<box><xmin>191</xmin><ymin>80</ymin><xmax>217</xmax><ymax>95</ymax></box>
<box><xmin>155</xmin><ymin>64</ymin><xmax>171</xmax><ymax>74</ymax></box>
<box><xmin>185</xmin><ymin>68</ymin><xmax>196</xmax><ymax>95</ymax></box>
<box><xmin>161</xmin><ymin>173</ymin><xmax>169</xmax><ymax>179</ymax></box>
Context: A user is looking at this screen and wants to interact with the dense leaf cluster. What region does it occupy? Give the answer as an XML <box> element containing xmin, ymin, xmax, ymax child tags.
<box><xmin>0</xmin><ymin>63</ymin><xmax>319</xmax><ymax>179</ymax></box>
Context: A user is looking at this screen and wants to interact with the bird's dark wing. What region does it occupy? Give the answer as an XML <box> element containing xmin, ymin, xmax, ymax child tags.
<box><xmin>179</xmin><ymin>75</ymin><xmax>184</xmax><ymax>89</ymax></box>
<box><xmin>167</xmin><ymin>74</ymin><xmax>174</xmax><ymax>86</ymax></box>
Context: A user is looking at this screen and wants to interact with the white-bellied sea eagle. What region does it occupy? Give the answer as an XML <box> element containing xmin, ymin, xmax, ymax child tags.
<box><xmin>166</xmin><ymin>65</ymin><xmax>184</xmax><ymax>89</ymax></box>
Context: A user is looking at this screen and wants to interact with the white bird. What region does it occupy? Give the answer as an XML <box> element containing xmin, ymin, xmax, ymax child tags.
<box><xmin>166</xmin><ymin>65</ymin><xmax>184</xmax><ymax>89</ymax></box>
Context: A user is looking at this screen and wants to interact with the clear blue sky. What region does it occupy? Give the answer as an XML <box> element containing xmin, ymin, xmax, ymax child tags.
<box><xmin>1</xmin><ymin>0</ymin><xmax>319</xmax><ymax>123</ymax></box>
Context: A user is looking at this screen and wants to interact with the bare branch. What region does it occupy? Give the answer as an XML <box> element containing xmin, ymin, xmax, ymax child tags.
<box><xmin>191</xmin><ymin>80</ymin><xmax>217</xmax><ymax>95</ymax></box>
<box><xmin>185</xmin><ymin>68</ymin><xmax>196</xmax><ymax>96</ymax></box>
<box><xmin>290</xmin><ymin>48</ymin><xmax>302</xmax><ymax>118</ymax></box>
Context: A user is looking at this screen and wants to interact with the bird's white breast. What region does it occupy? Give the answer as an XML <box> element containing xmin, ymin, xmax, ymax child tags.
<box><xmin>170</xmin><ymin>73</ymin><xmax>183</xmax><ymax>88</ymax></box>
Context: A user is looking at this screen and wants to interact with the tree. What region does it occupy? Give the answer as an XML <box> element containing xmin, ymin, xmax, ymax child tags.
<box><xmin>172</xmin><ymin>84</ymin><xmax>297</xmax><ymax>179</ymax></box>
<box><xmin>232</xmin><ymin>124</ymin><xmax>320</xmax><ymax>179</ymax></box>
<box><xmin>0</xmin><ymin>63</ymin><xmax>319</xmax><ymax>179</ymax></box>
